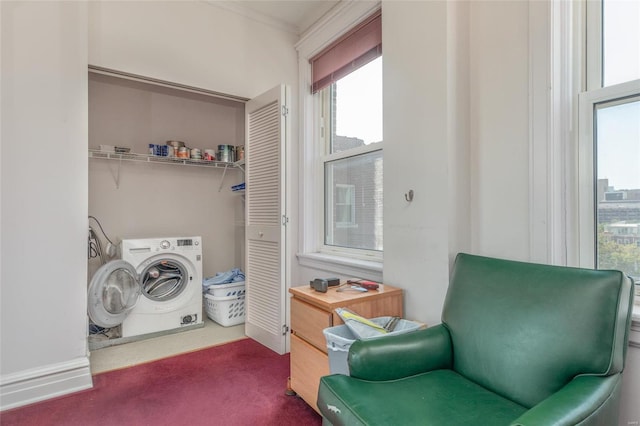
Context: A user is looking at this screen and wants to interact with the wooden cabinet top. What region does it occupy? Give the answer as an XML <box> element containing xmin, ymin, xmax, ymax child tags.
<box><xmin>289</xmin><ymin>283</ymin><xmax>402</xmax><ymax>312</ymax></box>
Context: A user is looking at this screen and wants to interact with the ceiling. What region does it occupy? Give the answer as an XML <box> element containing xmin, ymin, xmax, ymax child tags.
<box><xmin>214</xmin><ymin>1</ymin><xmax>341</xmax><ymax>35</ymax></box>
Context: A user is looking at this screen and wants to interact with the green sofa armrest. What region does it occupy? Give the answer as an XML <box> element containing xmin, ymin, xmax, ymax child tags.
<box><xmin>348</xmin><ymin>324</ymin><xmax>453</xmax><ymax>381</ymax></box>
<box><xmin>510</xmin><ymin>374</ymin><xmax>622</xmax><ymax>426</ymax></box>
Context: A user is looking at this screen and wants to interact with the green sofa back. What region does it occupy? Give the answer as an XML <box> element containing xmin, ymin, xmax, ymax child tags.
<box><xmin>442</xmin><ymin>253</ymin><xmax>634</xmax><ymax>408</ymax></box>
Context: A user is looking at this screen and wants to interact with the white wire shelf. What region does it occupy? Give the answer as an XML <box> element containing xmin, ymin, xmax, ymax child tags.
<box><xmin>88</xmin><ymin>148</ymin><xmax>241</xmax><ymax>169</ymax></box>
<box><xmin>88</xmin><ymin>148</ymin><xmax>243</xmax><ymax>191</ymax></box>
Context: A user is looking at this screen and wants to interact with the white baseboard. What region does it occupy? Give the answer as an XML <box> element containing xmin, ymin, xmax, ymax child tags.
<box><xmin>0</xmin><ymin>357</ymin><xmax>93</xmax><ymax>411</ymax></box>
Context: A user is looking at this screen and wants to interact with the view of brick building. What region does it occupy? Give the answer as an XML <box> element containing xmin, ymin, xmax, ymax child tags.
<box><xmin>326</xmin><ymin>135</ymin><xmax>383</xmax><ymax>251</ymax></box>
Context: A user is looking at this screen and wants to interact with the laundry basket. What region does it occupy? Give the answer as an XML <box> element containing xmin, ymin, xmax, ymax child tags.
<box><xmin>205</xmin><ymin>281</ymin><xmax>245</xmax><ymax>297</ymax></box>
<box><xmin>204</xmin><ymin>293</ymin><xmax>245</xmax><ymax>327</ymax></box>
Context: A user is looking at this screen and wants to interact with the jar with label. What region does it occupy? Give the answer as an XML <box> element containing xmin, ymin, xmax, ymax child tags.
<box><xmin>235</xmin><ymin>146</ymin><xmax>245</xmax><ymax>161</ymax></box>
<box><xmin>177</xmin><ymin>147</ymin><xmax>190</xmax><ymax>158</ymax></box>
<box><xmin>218</xmin><ymin>145</ymin><xmax>235</xmax><ymax>163</ymax></box>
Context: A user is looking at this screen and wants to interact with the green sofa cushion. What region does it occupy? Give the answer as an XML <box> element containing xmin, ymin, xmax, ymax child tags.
<box><xmin>318</xmin><ymin>369</ymin><xmax>527</xmax><ymax>426</ymax></box>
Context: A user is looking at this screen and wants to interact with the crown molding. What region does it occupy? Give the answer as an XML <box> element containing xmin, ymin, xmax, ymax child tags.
<box><xmin>296</xmin><ymin>0</ymin><xmax>380</xmax><ymax>58</ymax></box>
<box><xmin>204</xmin><ymin>1</ymin><xmax>300</xmax><ymax>35</ymax></box>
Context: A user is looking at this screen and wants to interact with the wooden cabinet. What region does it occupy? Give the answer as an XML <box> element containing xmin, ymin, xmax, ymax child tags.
<box><xmin>289</xmin><ymin>284</ymin><xmax>403</xmax><ymax>412</ymax></box>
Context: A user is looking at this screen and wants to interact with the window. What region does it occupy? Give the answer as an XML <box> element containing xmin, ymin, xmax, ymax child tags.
<box><xmin>311</xmin><ymin>10</ymin><xmax>383</xmax><ymax>259</ymax></box>
<box><xmin>296</xmin><ymin>3</ymin><xmax>383</xmax><ymax>277</ymax></box>
<box><xmin>593</xmin><ymin>95</ymin><xmax>640</xmax><ymax>277</ymax></box>
<box><xmin>579</xmin><ymin>0</ymin><xmax>640</xmax><ymax>308</ymax></box>
<box><xmin>321</xmin><ymin>58</ymin><xmax>383</xmax><ymax>253</ymax></box>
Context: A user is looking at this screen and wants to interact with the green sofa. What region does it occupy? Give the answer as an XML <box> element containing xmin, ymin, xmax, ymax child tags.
<box><xmin>317</xmin><ymin>253</ymin><xmax>635</xmax><ymax>425</ymax></box>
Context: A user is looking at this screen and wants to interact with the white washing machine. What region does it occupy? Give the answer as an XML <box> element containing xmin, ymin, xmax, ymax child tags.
<box><xmin>88</xmin><ymin>236</ymin><xmax>203</xmax><ymax>339</ymax></box>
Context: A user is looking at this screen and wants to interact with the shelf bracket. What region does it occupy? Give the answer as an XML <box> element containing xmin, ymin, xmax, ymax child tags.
<box><xmin>107</xmin><ymin>155</ymin><xmax>123</xmax><ymax>189</ymax></box>
<box><xmin>218</xmin><ymin>164</ymin><xmax>229</xmax><ymax>192</ymax></box>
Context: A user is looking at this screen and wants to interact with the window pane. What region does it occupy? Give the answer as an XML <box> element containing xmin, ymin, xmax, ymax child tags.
<box><xmin>325</xmin><ymin>150</ymin><xmax>383</xmax><ymax>251</ymax></box>
<box><xmin>335</xmin><ymin>184</ymin><xmax>355</xmax><ymax>225</ymax></box>
<box><xmin>595</xmin><ymin>97</ymin><xmax>640</xmax><ymax>290</ymax></box>
<box><xmin>603</xmin><ymin>0</ymin><xmax>640</xmax><ymax>87</ymax></box>
<box><xmin>331</xmin><ymin>57</ymin><xmax>382</xmax><ymax>153</ymax></box>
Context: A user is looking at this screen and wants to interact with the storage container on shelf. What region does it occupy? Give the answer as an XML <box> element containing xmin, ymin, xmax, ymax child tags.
<box><xmin>323</xmin><ymin>317</ymin><xmax>423</xmax><ymax>375</ymax></box>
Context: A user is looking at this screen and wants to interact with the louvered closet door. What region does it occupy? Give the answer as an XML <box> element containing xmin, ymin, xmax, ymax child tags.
<box><xmin>244</xmin><ymin>85</ymin><xmax>288</xmax><ymax>354</ymax></box>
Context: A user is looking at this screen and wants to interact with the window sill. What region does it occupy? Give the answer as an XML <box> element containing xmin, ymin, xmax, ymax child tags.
<box><xmin>296</xmin><ymin>252</ymin><xmax>383</xmax><ymax>282</ymax></box>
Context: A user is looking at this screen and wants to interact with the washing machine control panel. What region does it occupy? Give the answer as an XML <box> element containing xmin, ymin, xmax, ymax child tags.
<box><xmin>177</xmin><ymin>238</ymin><xmax>196</xmax><ymax>247</ymax></box>
<box><xmin>156</xmin><ymin>239</ymin><xmax>198</xmax><ymax>251</ymax></box>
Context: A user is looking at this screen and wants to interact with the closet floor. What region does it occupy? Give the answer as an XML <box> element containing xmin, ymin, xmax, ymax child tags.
<box><xmin>89</xmin><ymin>318</ymin><xmax>246</xmax><ymax>374</ymax></box>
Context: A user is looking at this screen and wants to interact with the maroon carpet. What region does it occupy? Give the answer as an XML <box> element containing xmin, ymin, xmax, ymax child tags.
<box><xmin>1</xmin><ymin>338</ymin><xmax>321</xmax><ymax>426</ymax></box>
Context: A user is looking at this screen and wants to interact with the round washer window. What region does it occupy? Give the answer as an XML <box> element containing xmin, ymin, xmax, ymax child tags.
<box><xmin>103</xmin><ymin>267</ymin><xmax>139</xmax><ymax>314</ymax></box>
<box><xmin>140</xmin><ymin>259</ymin><xmax>189</xmax><ymax>301</ymax></box>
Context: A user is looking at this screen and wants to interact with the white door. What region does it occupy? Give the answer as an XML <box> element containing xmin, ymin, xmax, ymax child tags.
<box><xmin>244</xmin><ymin>85</ymin><xmax>288</xmax><ymax>354</ymax></box>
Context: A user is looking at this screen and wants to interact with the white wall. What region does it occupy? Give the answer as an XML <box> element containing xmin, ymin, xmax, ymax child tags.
<box><xmin>447</xmin><ymin>0</ymin><xmax>472</xmax><ymax>265</ymax></box>
<box><xmin>88</xmin><ymin>1</ymin><xmax>298</xmax><ymax>100</ymax></box>
<box><xmin>382</xmin><ymin>1</ymin><xmax>453</xmax><ymax>327</ymax></box>
<box><xmin>0</xmin><ymin>1</ymin><xmax>92</xmax><ymax>409</ymax></box>
<box><xmin>381</xmin><ymin>0</ymin><xmax>532</xmax><ymax>324</ymax></box>
<box><xmin>469</xmin><ymin>1</ymin><xmax>531</xmax><ymax>260</ymax></box>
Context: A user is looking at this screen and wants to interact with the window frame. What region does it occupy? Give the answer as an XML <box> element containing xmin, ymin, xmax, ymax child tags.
<box><xmin>317</xmin><ymin>58</ymin><xmax>384</xmax><ymax>261</ymax></box>
<box><xmin>295</xmin><ymin>1</ymin><xmax>383</xmax><ymax>280</ymax></box>
<box><xmin>574</xmin><ymin>0</ymin><xmax>640</xmax><ymax>320</ymax></box>
<box><xmin>577</xmin><ymin>81</ymin><xmax>640</xmax><ymax>269</ymax></box>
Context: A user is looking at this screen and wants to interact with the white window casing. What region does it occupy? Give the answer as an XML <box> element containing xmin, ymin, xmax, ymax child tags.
<box><xmin>577</xmin><ymin>80</ymin><xmax>640</xmax><ymax>269</ymax></box>
<box><xmin>295</xmin><ymin>1</ymin><xmax>383</xmax><ymax>279</ymax></box>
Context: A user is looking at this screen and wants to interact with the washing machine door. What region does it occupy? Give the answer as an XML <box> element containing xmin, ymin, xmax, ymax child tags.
<box><xmin>87</xmin><ymin>260</ymin><xmax>141</xmax><ymax>328</ymax></box>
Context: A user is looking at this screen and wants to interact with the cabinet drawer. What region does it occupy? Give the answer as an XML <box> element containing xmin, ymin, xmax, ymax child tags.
<box><xmin>290</xmin><ymin>334</ymin><xmax>330</xmax><ymax>413</ymax></box>
<box><xmin>291</xmin><ymin>298</ymin><xmax>332</xmax><ymax>352</ymax></box>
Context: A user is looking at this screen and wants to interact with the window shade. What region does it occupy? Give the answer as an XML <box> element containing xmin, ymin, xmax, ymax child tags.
<box><xmin>310</xmin><ymin>10</ymin><xmax>381</xmax><ymax>93</ymax></box>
